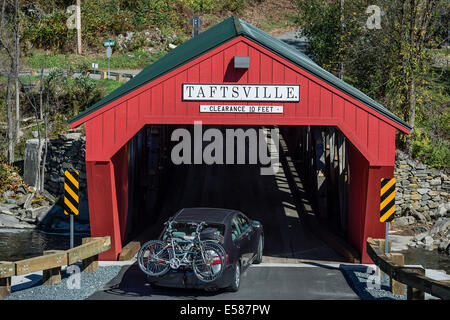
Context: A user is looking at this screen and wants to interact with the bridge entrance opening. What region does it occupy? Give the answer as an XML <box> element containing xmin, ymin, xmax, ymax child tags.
<box><xmin>121</xmin><ymin>124</ymin><xmax>353</xmax><ymax>262</ymax></box>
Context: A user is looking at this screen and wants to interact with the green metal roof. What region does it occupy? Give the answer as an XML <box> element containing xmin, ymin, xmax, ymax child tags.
<box><xmin>70</xmin><ymin>17</ymin><xmax>411</xmax><ymax>131</ymax></box>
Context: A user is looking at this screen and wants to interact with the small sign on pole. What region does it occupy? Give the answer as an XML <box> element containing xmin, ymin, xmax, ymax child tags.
<box><xmin>380</xmin><ymin>177</ymin><xmax>395</xmax><ymax>255</ymax></box>
<box><xmin>64</xmin><ymin>170</ymin><xmax>79</xmax><ymax>249</ymax></box>
<box><xmin>104</xmin><ymin>39</ymin><xmax>114</xmax><ymax>79</ymax></box>
<box><xmin>190</xmin><ymin>15</ymin><xmax>202</xmax><ymax>38</ymax></box>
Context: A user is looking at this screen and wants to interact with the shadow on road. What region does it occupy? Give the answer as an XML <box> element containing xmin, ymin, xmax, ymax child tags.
<box><xmin>97</xmin><ymin>262</ymin><xmax>229</xmax><ymax>300</ymax></box>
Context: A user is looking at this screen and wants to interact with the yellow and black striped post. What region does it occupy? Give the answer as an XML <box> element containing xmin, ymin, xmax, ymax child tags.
<box><xmin>64</xmin><ymin>170</ymin><xmax>79</xmax><ymax>248</ymax></box>
<box><xmin>64</xmin><ymin>170</ymin><xmax>79</xmax><ymax>216</ymax></box>
<box><xmin>380</xmin><ymin>178</ymin><xmax>396</xmax><ymax>223</ymax></box>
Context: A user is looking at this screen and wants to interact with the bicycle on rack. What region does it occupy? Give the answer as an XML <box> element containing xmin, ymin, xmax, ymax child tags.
<box><xmin>137</xmin><ymin>219</ymin><xmax>227</xmax><ymax>283</ymax></box>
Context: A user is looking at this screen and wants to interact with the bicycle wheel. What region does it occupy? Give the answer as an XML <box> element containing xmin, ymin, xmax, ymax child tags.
<box><xmin>138</xmin><ymin>240</ymin><xmax>171</xmax><ymax>277</ymax></box>
<box><xmin>192</xmin><ymin>241</ymin><xmax>227</xmax><ymax>283</ymax></box>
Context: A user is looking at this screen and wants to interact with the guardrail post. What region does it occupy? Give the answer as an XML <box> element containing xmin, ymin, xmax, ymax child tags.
<box><xmin>101</xmin><ymin>71</ymin><xmax>107</xmax><ymax>79</ymax></box>
<box><xmin>42</xmin><ymin>251</ymin><xmax>64</xmax><ymax>285</ymax></box>
<box><xmin>0</xmin><ymin>277</ymin><xmax>11</xmax><ymax>299</ymax></box>
<box><xmin>386</xmin><ymin>253</ymin><xmax>405</xmax><ymax>295</ymax></box>
<box><xmin>116</xmin><ymin>73</ymin><xmax>123</xmax><ymax>82</ymax></box>
<box><xmin>0</xmin><ymin>262</ymin><xmax>14</xmax><ymax>299</ymax></box>
<box><xmin>405</xmin><ymin>267</ymin><xmax>425</xmax><ymax>300</ymax></box>
<box><xmin>81</xmin><ymin>238</ymin><xmax>99</xmax><ymax>273</ymax></box>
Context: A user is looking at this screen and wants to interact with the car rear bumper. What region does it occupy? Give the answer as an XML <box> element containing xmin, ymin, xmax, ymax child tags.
<box><xmin>147</xmin><ymin>264</ymin><xmax>235</xmax><ymax>290</ymax></box>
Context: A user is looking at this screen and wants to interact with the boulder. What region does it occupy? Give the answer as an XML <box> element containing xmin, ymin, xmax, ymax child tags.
<box><xmin>58</xmin><ymin>132</ymin><xmax>82</xmax><ymax>141</ymax></box>
<box><xmin>0</xmin><ymin>213</ymin><xmax>35</xmax><ymax>229</ymax></box>
<box><xmin>438</xmin><ymin>239</ymin><xmax>450</xmax><ymax>252</ymax></box>
<box><xmin>25</xmin><ymin>206</ymin><xmax>51</xmax><ymax>220</ymax></box>
<box><xmin>0</xmin><ymin>202</ymin><xmax>19</xmax><ymax>212</ymax></box>
<box><xmin>392</xmin><ymin>216</ymin><xmax>415</xmax><ymax>226</ymax></box>
<box><xmin>430</xmin><ymin>218</ymin><xmax>450</xmax><ymax>236</ymax></box>
<box><xmin>436</xmin><ymin>203</ymin><xmax>448</xmax><ymax>217</ymax></box>
<box><xmin>423</xmin><ymin>235</ymin><xmax>434</xmax><ymax>245</ymax></box>
<box><xmin>414</xmin><ymin>232</ymin><xmax>428</xmax><ymax>242</ymax></box>
<box><xmin>408</xmin><ymin>206</ymin><xmax>428</xmax><ymax>223</ymax></box>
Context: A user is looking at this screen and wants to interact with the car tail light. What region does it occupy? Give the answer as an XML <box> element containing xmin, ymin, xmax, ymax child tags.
<box><xmin>212</xmin><ymin>253</ymin><xmax>228</xmax><ymax>265</ymax></box>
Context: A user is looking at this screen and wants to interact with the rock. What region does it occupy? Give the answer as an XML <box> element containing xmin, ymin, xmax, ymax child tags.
<box><xmin>417</xmin><ymin>188</ymin><xmax>429</xmax><ymax>195</ymax></box>
<box><xmin>0</xmin><ymin>202</ymin><xmax>19</xmax><ymax>212</ymax></box>
<box><xmin>392</xmin><ymin>216</ymin><xmax>415</xmax><ymax>226</ymax></box>
<box><xmin>412</xmin><ymin>225</ymin><xmax>428</xmax><ymax>234</ymax></box>
<box><xmin>410</xmin><ymin>193</ymin><xmax>421</xmax><ymax>200</ymax></box>
<box><xmin>438</xmin><ymin>239</ymin><xmax>450</xmax><ymax>252</ymax></box>
<box><xmin>4</xmin><ymin>198</ymin><xmax>17</xmax><ymax>205</ymax></box>
<box><xmin>58</xmin><ymin>132</ymin><xmax>82</xmax><ymax>141</ymax></box>
<box><xmin>23</xmin><ymin>193</ymin><xmax>34</xmax><ymax>209</ymax></box>
<box><xmin>430</xmin><ymin>218</ymin><xmax>450</xmax><ymax>236</ymax></box>
<box><xmin>41</xmin><ymin>189</ymin><xmax>56</xmax><ymax>204</ymax></box>
<box><xmin>436</xmin><ymin>203</ymin><xmax>448</xmax><ymax>217</ymax></box>
<box><xmin>409</xmin><ymin>206</ymin><xmax>427</xmax><ymax>223</ymax></box>
<box><xmin>25</xmin><ymin>206</ymin><xmax>51</xmax><ymax>220</ymax></box>
<box><xmin>430</xmin><ymin>179</ymin><xmax>441</xmax><ymax>186</ymax></box>
<box><xmin>16</xmin><ymin>185</ymin><xmax>28</xmax><ymax>195</ymax></box>
<box><xmin>2</xmin><ymin>190</ymin><xmax>15</xmax><ymax>198</ymax></box>
<box><xmin>414</xmin><ymin>232</ymin><xmax>428</xmax><ymax>242</ymax></box>
<box><xmin>0</xmin><ymin>213</ymin><xmax>35</xmax><ymax>229</ymax></box>
<box><xmin>423</xmin><ymin>235</ymin><xmax>434</xmax><ymax>245</ymax></box>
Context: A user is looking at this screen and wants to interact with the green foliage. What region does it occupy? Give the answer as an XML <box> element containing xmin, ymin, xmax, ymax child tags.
<box><xmin>294</xmin><ymin>0</ymin><xmax>449</xmax><ymax>168</ymax></box>
<box><xmin>0</xmin><ymin>163</ymin><xmax>24</xmax><ymax>196</ymax></box>
<box><xmin>22</xmin><ymin>9</ymin><xmax>72</xmax><ymax>51</ymax></box>
<box><xmin>412</xmin><ymin>129</ymin><xmax>450</xmax><ymax>169</ymax></box>
<box><xmin>22</xmin><ymin>0</ymin><xmax>190</xmax><ymax>53</ymax></box>
<box><xmin>220</xmin><ymin>0</ymin><xmax>248</xmax><ymax>12</ymax></box>
<box><xmin>39</xmin><ymin>65</ymin><xmax>103</xmax><ymax>118</ymax></box>
<box><xmin>182</xmin><ymin>0</ymin><xmax>217</xmax><ymax>13</ymax></box>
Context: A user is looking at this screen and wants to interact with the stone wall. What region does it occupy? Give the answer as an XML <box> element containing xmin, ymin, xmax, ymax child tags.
<box><xmin>393</xmin><ymin>151</ymin><xmax>450</xmax><ymax>253</ymax></box>
<box><xmin>44</xmin><ymin>131</ymin><xmax>87</xmax><ymax>199</ymax></box>
<box><xmin>394</xmin><ymin>150</ymin><xmax>449</xmax><ymax>221</ymax></box>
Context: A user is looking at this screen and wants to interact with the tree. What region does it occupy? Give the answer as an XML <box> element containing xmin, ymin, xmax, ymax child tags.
<box><xmin>0</xmin><ymin>0</ymin><xmax>20</xmax><ymax>164</ymax></box>
<box><xmin>294</xmin><ymin>0</ymin><xmax>448</xmax><ymax>156</ymax></box>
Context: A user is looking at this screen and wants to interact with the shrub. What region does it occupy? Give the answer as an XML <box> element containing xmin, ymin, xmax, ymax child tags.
<box><xmin>412</xmin><ymin>129</ymin><xmax>450</xmax><ymax>169</ymax></box>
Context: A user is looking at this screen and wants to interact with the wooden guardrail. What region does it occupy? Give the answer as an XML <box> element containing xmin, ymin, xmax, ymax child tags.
<box><xmin>367</xmin><ymin>237</ymin><xmax>450</xmax><ymax>300</ymax></box>
<box><xmin>0</xmin><ymin>236</ymin><xmax>110</xmax><ymax>299</ymax></box>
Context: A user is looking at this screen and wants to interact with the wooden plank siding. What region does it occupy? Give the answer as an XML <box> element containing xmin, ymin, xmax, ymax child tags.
<box><xmin>76</xmin><ymin>36</ymin><xmax>402</xmax><ymax>167</ymax></box>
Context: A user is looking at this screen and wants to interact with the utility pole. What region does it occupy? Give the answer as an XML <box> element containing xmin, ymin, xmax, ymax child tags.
<box><xmin>76</xmin><ymin>0</ymin><xmax>82</xmax><ymax>55</ymax></box>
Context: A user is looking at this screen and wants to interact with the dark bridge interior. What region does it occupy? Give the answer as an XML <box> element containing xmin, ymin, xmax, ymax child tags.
<box><xmin>125</xmin><ymin>124</ymin><xmax>351</xmax><ymax>262</ymax></box>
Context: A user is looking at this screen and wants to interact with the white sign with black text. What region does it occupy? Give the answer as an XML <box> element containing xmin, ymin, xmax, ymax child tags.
<box><xmin>200</xmin><ymin>105</ymin><xmax>283</xmax><ymax>114</ymax></box>
<box><xmin>183</xmin><ymin>84</ymin><xmax>299</xmax><ymax>102</ymax></box>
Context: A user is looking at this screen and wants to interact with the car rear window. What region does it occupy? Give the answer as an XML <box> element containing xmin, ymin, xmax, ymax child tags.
<box><xmin>162</xmin><ymin>222</ymin><xmax>226</xmax><ymax>240</ymax></box>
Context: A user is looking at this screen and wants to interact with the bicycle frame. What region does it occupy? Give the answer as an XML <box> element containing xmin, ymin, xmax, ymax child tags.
<box><xmin>157</xmin><ymin>220</ymin><xmax>211</xmax><ymax>269</ymax></box>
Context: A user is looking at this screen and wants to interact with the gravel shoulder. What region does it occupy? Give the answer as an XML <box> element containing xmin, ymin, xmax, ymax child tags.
<box><xmin>4</xmin><ymin>264</ymin><xmax>123</xmax><ymax>300</ymax></box>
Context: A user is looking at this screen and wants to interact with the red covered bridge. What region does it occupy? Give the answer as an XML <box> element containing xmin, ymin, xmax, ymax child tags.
<box><xmin>69</xmin><ymin>17</ymin><xmax>411</xmax><ymax>263</ymax></box>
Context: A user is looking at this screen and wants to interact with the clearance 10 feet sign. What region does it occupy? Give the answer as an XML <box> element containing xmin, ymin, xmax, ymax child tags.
<box><xmin>182</xmin><ymin>84</ymin><xmax>300</xmax><ymax>114</ymax></box>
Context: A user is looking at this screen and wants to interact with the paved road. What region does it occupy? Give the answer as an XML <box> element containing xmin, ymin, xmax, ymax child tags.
<box><xmin>88</xmin><ymin>263</ymin><xmax>360</xmax><ymax>300</ymax></box>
